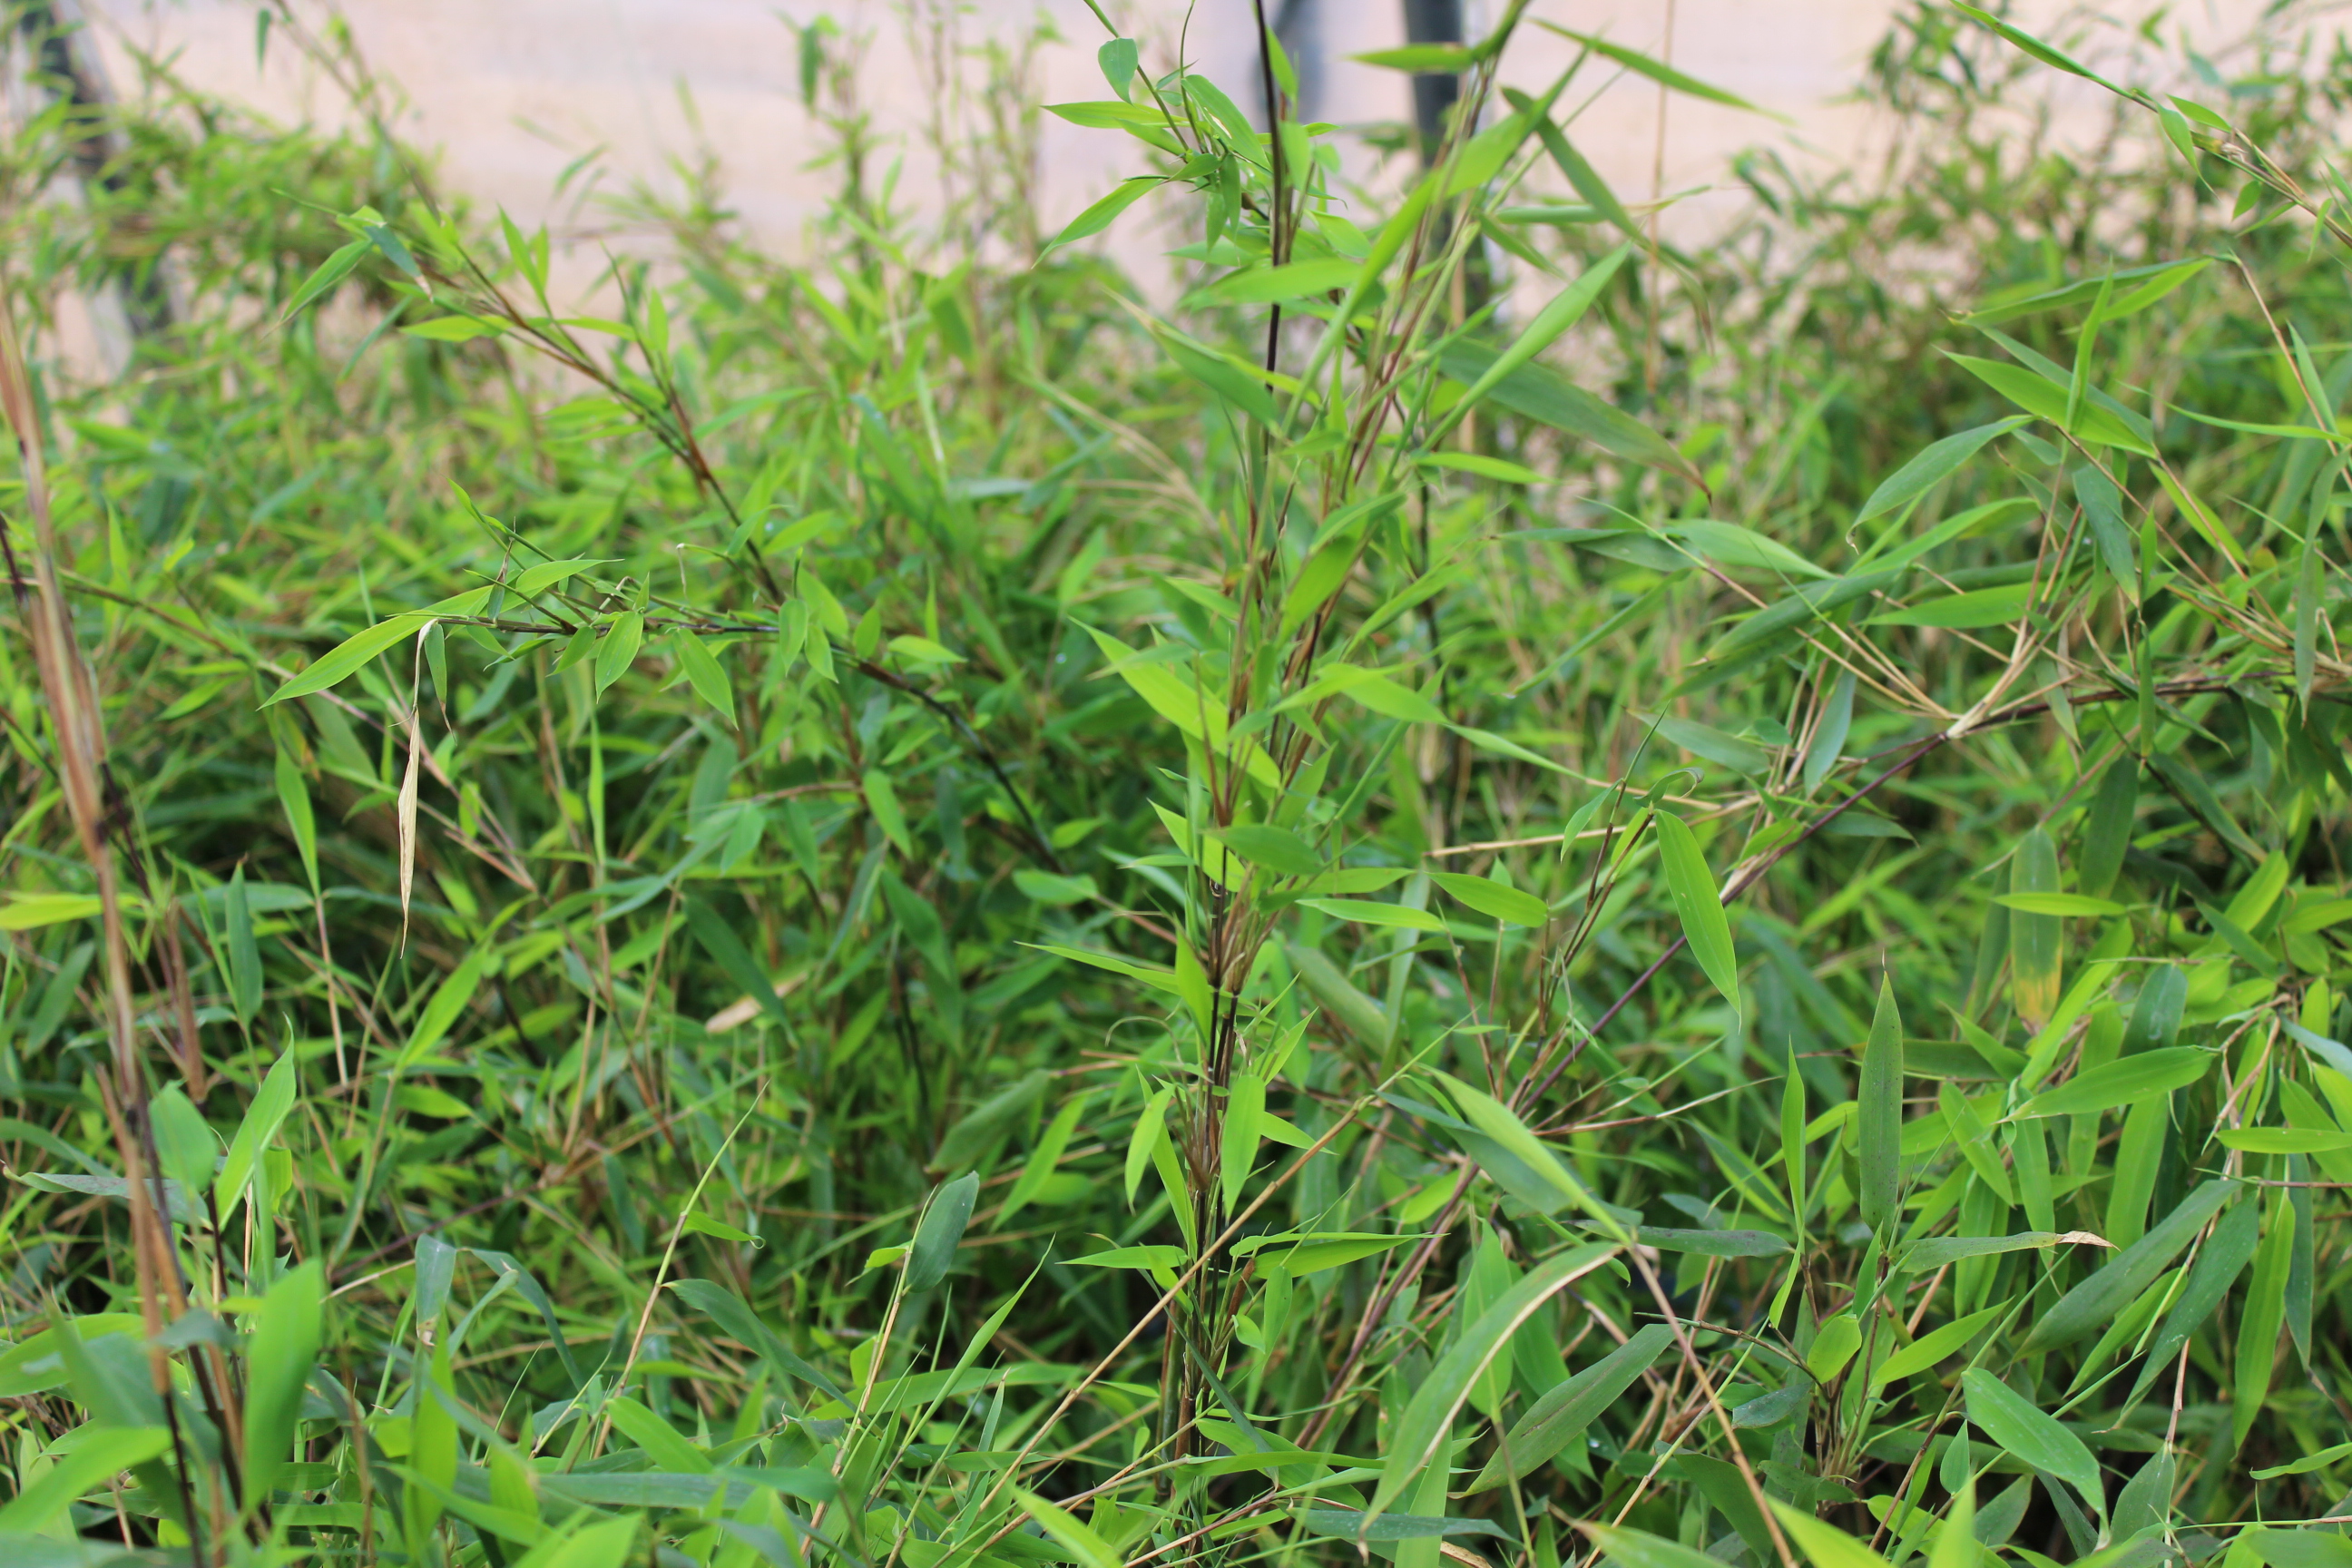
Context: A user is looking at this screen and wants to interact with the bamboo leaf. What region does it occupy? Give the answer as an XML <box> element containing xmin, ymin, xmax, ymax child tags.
<box><xmin>1963</xmin><ymin>1367</ymin><xmax>2105</xmax><ymax>1518</ymax></box>
<box><xmin>907</xmin><ymin>1171</ymin><xmax>978</xmax><ymax>1291</ymax></box>
<box><xmin>1858</xmin><ymin>976</ymin><xmax>1904</xmax><ymax>1230</ymax></box>
<box><xmin>1371</xmin><ymin>1243</ymin><xmax>1618</xmax><ymax>1523</ymax></box>
<box><xmin>1656</xmin><ymin>812</ymin><xmax>1740</xmax><ymax>1014</ymax></box>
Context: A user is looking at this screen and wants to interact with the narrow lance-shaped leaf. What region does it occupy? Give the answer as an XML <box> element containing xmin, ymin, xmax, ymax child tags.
<box><xmin>1437</xmin><ymin>245</ymin><xmax>1632</xmax><ymax>441</ymax></box>
<box><xmin>1858</xmin><ymin>976</ymin><xmax>1903</xmax><ymax>1230</ymax></box>
<box><xmin>1370</xmin><ymin>1242</ymin><xmax>1619</xmax><ymax>1524</ymax></box>
<box><xmin>2233</xmin><ymin>1191</ymin><xmax>2294</xmax><ymax>1450</ymax></box>
<box><xmin>2010</xmin><ymin>827</ymin><xmax>2063</xmax><ymax>1027</ymax></box>
<box><xmin>685</xmin><ymin>900</ymin><xmax>789</xmax><ymax>1032</ymax></box>
<box><xmin>668</xmin><ymin>1279</ymin><xmax>843</xmax><ymax>1402</ymax></box>
<box><xmin>2127</xmin><ymin>1193</ymin><xmax>2259</xmax><ymax>1405</ymax></box>
<box><xmin>1963</xmin><ymin>1367</ymin><xmax>2105</xmax><ymax>1521</ymax></box>
<box><xmin>241</xmin><ymin>1260</ymin><xmax>325</xmax><ymax>1507</ymax></box>
<box><xmin>1854</xmin><ymin>417</ymin><xmax>2028</xmax><ymax>529</ymax></box>
<box><xmin>1780</xmin><ymin>1059</ymin><xmax>1808</xmax><ymax>1228</ymax></box>
<box><xmin>1471</xmin><ymin>1323</ymin><xmax>1674</xmax><ymax>1490</ymax></box>
<box><xmin>1655</xmin><ymin>811</ymin><xmax>1740</xmax><ymax>1015</ymax></box>
<box><xmin>906</xmin><ymin>1171</ymin><xmax>979</xmax><ymax>1293</ymax></box>
<box><xmin>1434</xmin><ymin>1071</ymin><xmax>1629</xmax><ymax>1240</ymax></box>
<box><xmin>2026</xmin><ymin>1178</ymin><xmax>2237</xmax><ymax>1353</ymax></box>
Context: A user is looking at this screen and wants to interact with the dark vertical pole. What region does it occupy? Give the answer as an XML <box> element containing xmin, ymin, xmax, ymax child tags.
<box><xmin>1401</xmin><ymin>0</ymin><xmax>1464</xmax><ymax>165</ymax></box>
<box><xmin>1270</xmin><ymin>0</ymin><xmax>1319</xmax><ymax>125</ymax></box>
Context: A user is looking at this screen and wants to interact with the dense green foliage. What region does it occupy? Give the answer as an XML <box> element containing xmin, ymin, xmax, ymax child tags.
<box><xmin>6</xmin><ymin>5</ymin><xmax>2352</xmax><ymax>1567</ymax></box>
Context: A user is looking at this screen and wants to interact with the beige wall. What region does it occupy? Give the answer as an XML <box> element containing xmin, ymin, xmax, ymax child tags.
<box><xmin>80</xmin><ymin>0</ymin><xmax>2278</xmax><ymax>286</ymax></box>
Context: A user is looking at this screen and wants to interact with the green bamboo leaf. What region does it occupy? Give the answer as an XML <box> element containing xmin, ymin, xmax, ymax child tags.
<box><xmin>1669</xmin><ymin>519</ymin><xmax>1832</xmax><ymax>580</ymax></box>
<box><xmin>1768</xmin><ymin>1500</ymin><xmax>1894</xmax><ymax>1568</ymax></box>
<box><xmin>1806</xmin><ymin>1312</ymin><xmax>1863</xmax><ymax>1382</ymax></box>
<box><xmin>0</xmin><ymin>1426</ymin><xmax>172</xmax><ymax>1535</ymax></box>
<box><xmin>511</xmin><ymin>557</ymin><xmax>613</xmax><ymax>596</ymax></box>
<box><xmin>1298</xmin><ymin>897</ymin><xmax>1445</xmax><ymax>931</ymax></box>
<box><xmin>1899</xmin><ymin>1231</ymin><xmax>2112</xmax><ymax>1270</ymax></box>
<box><xmin>148</xmin><ymin>1088</ymin><xmax>216</xmax><ymax>1201</ymax></box>
<box><xmin>1854</xmin><ymin>417</ymin><xmax>2030</xmax><ymax>527</ymax></box>
<box><xmin>1304</xmin><ymin>1510</ymin><xmax>1514</xmax><ymax>1543</ymax></box>
<box><xmin>279</xmin><ymin>236</ymin><xmax>371</xmax><ymax>321</ymax></box>
<box><xmin>273</xmin><ymin>746</ymin><xmax>318</xmax><ymax>893</ymax></box>
<box><xmin>1802</xmin><ymin>669</ymin><xmax>1857</xmax><ymax>792</ymax></box>
<box><xmin>1858</xmin><ymin>976</ymin><xmax>1904</xmax><ymax>1230</ymax></box>
<box><xmin>1963</xmin><ymin>1367</ymin><xmax>2104</xmax><ymax>1517</ymax></box>
<box><xmin>1780</xmin><ymin>1058</ymin><xmax>1808</xmax><ymax>1225</ymax></box>
<box><xmin>1633</xmin><ymin>1227</ymin><xmax>1789</xmax><ymax>1258</ymax></box>
<box><xmin>260</xmin><ymin>589</ymin><xmax>494</xmax><ymax>706</ymax></box>
<box><xmin>863</xmin><ymin>767</ymin><xmax>913</xmax><ymax>855</ymax></box>
<box><xmin>239</xmin><ymin>1259</ymin><xmax>325</xmax><ymax>1507</ymax></box>
<box><xmin>1952</xmin><ymin>4</ymin><xmax>2125</xmax><ymax>92</ymax></box>
<box><xmin>2010</xmin><ymin>828</ymin><xmax>2063</xmax><ymax>1028</ymax></box>
<box><xmin>1871</xmin><ymin>583</ymin><xmax>2034</xmax><ymax>629</ymax></box>
<box><xmin>2080</xmin><ymin>760</ymin><xmax>2138</xmax><ymax>899</ymax></box>
<box><xmin>1427</xmin><ymin>870</ymin><xmax>1550</xmax><ymax>926</ymax></box>
<box><xmin>686</xmin><ymin>899</ymin><xmax>789</xmax><ymax>1031</ymax></box>
<box><xmin>1002</xmin><ymin>1093</ymin><xmax>1089</xmax><ymax>1226</ymax></box>
<box><xmin>2127</xmin><ymin>1194</ymin><xmax>2259</xmax><ymax>1404</ymax></box>
<box><xmin>594</xmin><ymin>610</ymin><xmax>644</xmax><ymax>693</ymax></box>
<box><xmin>1125</xmin><ymin>1086</ymin><xmax>1172</xmax><ymax>1204</ymax></box>
<box><xmin>1584</xmin><ymin>1525</ymin><xmax>1735</xmax><ymax>1568</ymax></box>
<box><xmin>1945</xmin><ymin>353</ymin><xmax>2155</xmax><ymax>454</ymax></box>
<box><xmin>215</xmin><ymin>1042</ymin><xmax>299</xmax><ymax>1218</ymax></box>
<box><xmin>1451</xmin><ymin>244</ymin><xmax>1632</xmax><ymax>416</ymax></box>
<box><xmin>2251</xmin><ymin>1441</ymin><xmax>2352</xmax><ymax>1480</ymax></box>
<box><xmin>2219</xmin><ymin>1127</ymin><xmax>2352</xmax><ymax>1153</ymax></box>
<box><xmin>906</xmin><ymin>1171</ymin><xmax>978</xmax><ymax>1291</ymax></box>
<box><xmin>2024</xmin><ymin>1178</ymin><xmax>2237</xmax><ymax>1353</ymax></box>
<box><xmin>1939</xmin><ymin>1084</ymin><xmax>2014</xmax><ymax>1203</ymax></box>
<box><xmin>1069</xmin><ymin>1244</ymin><xmax>1186</xmax><ymax>1272</ymax></box>
<box><xmin>1994</xmin><ymin>892</ymin><xmax>2124</xmax><ymax>916</ymax></box>
<box><xmin>1198</xmin><ymin>257</ymin><xmax>1357</xmax><ymax>305</ymax></box>
<box><xmin>2150</xmin><ymin>753</ymin><xmax>2263</xmax><ymax>861</ymax></box>
<box><xmin>1471</xmin><ymin>1324</ymin><xmax>1673</xmax><ymax>1490</ymax></box>
<box><xmin>1212</xmin><ymin>823</ymin><xmax>1324</xmax><ymax>878</ymax></box>
<box><xmin>1220</xmin><ymin>1076</ymin><xmax>1265</xmax><ymax>1213</ymax></box>
<box><xmin>1436</xmin><ymin>340</ymin><xmax>1705</xmax><ymax>486</ymax></box>
<box><xmin>1872</xmin><ymin>1303</ymin><xmax>2005</xmax><ymax>1386</ymax></box>
<box><xmin>405</xmin><ymin>1340</ymin><xmax>459</xmax><ymax>1551</ymax></box>
<box><xmin>668</xmin><ymin>1279</ymin><xmax>842</xmax><ymax>1401</ymax></box>
<box><xmin>1011</xmin><ymin>1487</ymin><xmax>1122</xmax><ymax>1568</ymax></box>
<box><xmin>1655</xmin><ymin>812</ymin><xmax>1740</xmax><ymax>1014</ymax></box>
<box><xmin>2107</xmin><ymin>1095</ymin><xmax>2169</xmax><ymax>1249</ymax></box>
<box><xmin>1371</xmin><ymin>1242</ymin><xmax>1618</xmax><ymax>1523</ymax></box>
<box><xmin>1535</xmin><ymin>27</ymin><xmax>1779</xmax><ymax>114</ymax></box>
<box><xmin>934</xmin><ymin>1069</ymin><xmax>1049</xmax><ymax>1171</ymax></box>
<box><xmin>667</xmin><ymin>629</ymin><xmax>736</xmax><ymax>720</ymax></box>
<box><xmin>1234</xmin><ymin>1231</ymin><xmax>1426</xmax><ymax>1273</ymax></box>
<box><xmin>1042</xmin><ymin>176</ymin><xmax>1163</xmax><ymax>255</ymax></box>
<box><xmin>1530</xmin><ymin>119</ymin><xmax>1640</xmax><ymax>240</ymax></box>
<box><xmin>1285</xmin><ymin>942</ymin><xmax>1388</xmax><ymax>1043</ymax></box>
<box><xmin>2234</xmin><ymin>1192</ymin><xmax>2294</xmax><ymax>1449</ymax></box>
<box><xmin>2017</xmin><ymin>1047</ymin><xmax>2212</xmax><ymax>1118</ymax></box>
<box><xmin>1432</xmin><ymin>1072</ymin><xmax>1628</xmax><ymax>1239</ymax></box>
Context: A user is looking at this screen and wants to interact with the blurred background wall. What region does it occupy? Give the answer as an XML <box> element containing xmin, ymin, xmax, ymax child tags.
<box><xmin>64</xmin><ymin>3</ymin><xmax>2273</xmax><ymax>264</ymax></box>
